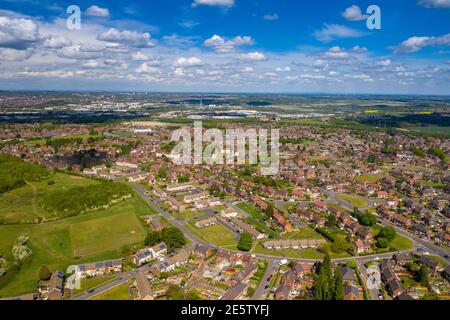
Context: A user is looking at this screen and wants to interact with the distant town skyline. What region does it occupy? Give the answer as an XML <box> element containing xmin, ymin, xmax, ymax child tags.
<box><xmin>0</xmin><ymin>0</ymin><xmax>449</xmax><ymax>94</ymax></box>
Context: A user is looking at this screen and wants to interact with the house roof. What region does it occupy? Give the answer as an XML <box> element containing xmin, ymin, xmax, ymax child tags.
<box><xmin>344</xmin><ymin>285</ymin><xmax>358</xmax><ymax>298</ymax></box>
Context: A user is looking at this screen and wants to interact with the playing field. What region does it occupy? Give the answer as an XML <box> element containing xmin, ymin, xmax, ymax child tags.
<box><xmin>91</xmin><ymin>282</ymin><xmax>130</xmax><ymax>300</ymax></box>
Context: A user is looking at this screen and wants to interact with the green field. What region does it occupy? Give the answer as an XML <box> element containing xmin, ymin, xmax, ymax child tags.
<box><xmin>252</xmin><ymin>242</ymin><xmax>350</xmax><ymax>260</ymax></box>
<box><xmin>355</xmin><ymin>174</ymin><xmax>384</xmax><ymax>183</ymax></box>
<box><xmin>0</xmin><ymin>173</ymin><xmax>100</xmax><ymax>224</ymax></box>
<box><xmin>0</xmin><ymin>174</ymin><xmax>154</xmax><ymax>297</ymax></box>
<box><xmin>237</xmin><ymin>202</ymin><xmax>265</xmax><ymax>220</ymax></box>
<box><xmin>71</xmin><ymin>274</ymin><xmax>116</xmax><ymax>295</ymax></box>
<box><xmin>371</xmin><ymin>225</ymin><xmax>414</xmax><ymax>252</ymax></box>
<box><xmin>185</xmin><ymin>221</ymin><xmax>237</xmax><ymax>248</ymax></box>
<box><xmin>337</xmin><ymin>193</ymin><xmax>369</xmax><ymax>209</ymax></box>
<box><xmin>91</xmin><ymin>282</ymin><xmax>130</xmax><ymax>300</ymax></box>
<box><xmin>283</xmin><ymin>227</ymin><xmax>325</xmax><ymax>240</ymax></box>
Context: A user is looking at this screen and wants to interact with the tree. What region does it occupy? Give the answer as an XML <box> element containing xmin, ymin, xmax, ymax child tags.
<box><xmin>237</xmin><ymin>232</ymin><xmax>253</xmax><ymax>252</ymax></box>
<box><xmin>346</xmin><ymin>259</ymin><xmax>358</xmax><ymax>269</ymax></box>
<box><xmin>367</xmin><ymin>154</ymin><xmax>377</xmax><ymax>163</ymax></box>
<box><xmin>38</xmin><ymin>265</ymin><xmax>51</xmax><ymax>281</ymax></box>
<box><xmin>265</xmin><ymin>205</ymin><xmax>274</xmax><ymax>218</ymax></box>
<box><xmin>157</xmin><ymin>167</ymin><xmax>168</xmax><ymax>180</ymax></box>
<box><xmin>145</xmin><ymin>231</ymin><xmax>161</xmax><ymax>246</ymax></box>
<box><xmin>313</xmin><ymin>252</ymin><xmax>333</xmax><ymax>300</ymax></box>
<box><xmin>416</xmin><ymin>265</ymin><xmax>430</xmax><ymax>288</ymax></box>
<box><xmin>377</xmin><ymin>226</ymin><xmax>396</xmax><ymax>241</ymax></box>
<box><xmin>332</xmin><ymin>268</ymin><xmax>344</xmax><ymax>300</ymax></box>
<box><xmin>161</xmin><ymin>227</ymin><xmax>186</xmax><ymax>249</ymax></box>
<box><xmin>376</xmin><ymin>237</ymin><xmax>389</xmax><ymax>248</ymax></box>
<box><xmin>327</xmin><ymin>214</ymin><xmax>337</xmax><ymax>228</ymax></box>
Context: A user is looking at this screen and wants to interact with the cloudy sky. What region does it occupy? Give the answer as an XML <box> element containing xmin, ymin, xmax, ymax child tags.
<box><xmin>0</xmin><ymin>0</ymin><xmax>449</xmax><ymax>94</ymax></box>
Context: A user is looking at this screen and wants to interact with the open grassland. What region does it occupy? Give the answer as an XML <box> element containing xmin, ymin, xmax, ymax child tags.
<box><xmin>371</xmin><ymin>225</ymin><xmax>414</xmax><ymax>252</ymax></box>
<box><xmin>0</xmin><ymin>173</ymin><xmax>100</xmax><ymax>223</ymax></box>
<box><xmin>283</xmin><ymin>227</ymin><xmax>325</xmax><ymax>240</ymax></box>
<box><xmin>0</xmin><ymin>179</ymin><xmax>154</xmax><ymax>297</ymax></box>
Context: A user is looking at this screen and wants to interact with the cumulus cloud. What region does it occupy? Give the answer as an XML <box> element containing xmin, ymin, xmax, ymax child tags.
<box><xmin>135</xmin><ymin>62</ymin><xmax>160</xmax><ymax>74</ymax></box>
<box><xmin>43</xmin><ymin>35</ymin><xmax>72</xmax><ymax>49</ymax></box>
<box><xmin>276</xmin><ymin>66</ymin><xmax>291</xmax><ymax>72</ymax></box>
<box><xmin>239</xmin><ymin>51</ymin><xmax>266</xmax><ymax>61</ymax></box>
<box><xmin>57</xmin><ymin>44</ymin><xmax>102</xmax><ymax>60</ymax></box>
<box><xmin>204</xmin><ymin>34</ymin><xmax>253</xmax><ymax>53</ymax></box>
<box><xmin>0</xmin><ymin>16</ymin><xmax>41</xmax><ymax>50</ymax></box>
<box><xmin>313</xmin><ymin>24</ymin><xmax>367</xmax><ymax>42</ymax></box>
<box><xmin>174</xmin><ymin>56</ymin><xmax>203</xmax><ymax>67</ymax></box>
<box><xmin>418</xmin><ymin>0</ymin><xmax>450</xmax><ymax>9</ymax></box>
<box><xmin>192</xmin><ymin>0</ymin><xmax>234</xmax><ymax>8</ymax></box>
<box><xmin>376</xmin><ymin>59</ymin><xmax>392</xmax><ymax>67</ymax></box>
<box><xmin>342</xmin><ymin>5</ymin><xmax>368</xmax><ymax>21</ymax></box>
<box><xmin>392</xmin><ymin>33</ymin><xmax>450</xmax><ymax>53</ymax></box>
<box><xmin>324</xmin><ymin>46</ymin><xmax>349</xmax><ymax>59</ymax></box>
<box><xmin>97</xmin><ymin>28</ymin><xmax>154</xmax><ymax>48</ymax></box>
<box><xmin>263</xmin><ymin>14</ymin><xmax>279</xmax><ymax>21</ymax></box>
<box><xmin>86</xmin><ymin>5</ymin><xmax>110</xmax><ymax>17</ymax></box>
<box><xmin>0</xmin><ymin>47</ymin><xmax>33</xmax><ymax>61</ymax></box>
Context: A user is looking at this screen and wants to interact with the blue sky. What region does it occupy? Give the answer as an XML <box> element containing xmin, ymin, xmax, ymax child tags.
<box><xmin>0</xmin><ymin>0</ymin><xmax>449</xmax><ymax>94</ymax></box>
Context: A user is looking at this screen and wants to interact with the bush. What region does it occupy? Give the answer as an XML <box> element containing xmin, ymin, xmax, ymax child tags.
<box><xmin>145</xmin><ymin>231</ymin><xmax>161</xmax><ymax>246</ymax></box>
<box><xmin>38</xmin><ymin>265</ymin><xmax>51</xmax><ymax>281</ymax></box>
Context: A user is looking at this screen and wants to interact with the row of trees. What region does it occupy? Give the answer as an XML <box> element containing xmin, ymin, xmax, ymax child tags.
<box><xmin>313</xmin><ymin>253</ymin><xmax>344</xmax><ymax>300</ymax></box>
<box><xmin>40</xmin><ymin>182</ymin><xmax>131</xmax><ymax>217</ymax></box>
<box><xmin>0</xmin><ymin>154</ymin><xmax>50</xmax><ymax>194</ymax></box>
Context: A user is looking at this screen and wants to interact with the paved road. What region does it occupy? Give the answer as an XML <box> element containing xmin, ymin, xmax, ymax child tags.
<box><xmin>252</xmin><ymin>260</ymin><xmax>276</xmax><ymax>300</ymax></box>
<box><xmin>379</xmin><ymin>220</ymin><xmax>450</xmax><ymax>263</ymax></box>
<box><xmin>358</xmin><ymin>261</ymin><xmax>382</xmax><ymax>301</ymax></box>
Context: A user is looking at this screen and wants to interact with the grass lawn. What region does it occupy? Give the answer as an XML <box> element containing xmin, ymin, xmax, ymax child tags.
<box><xmin>372</xmin><ymin>225</ymin><xmax>414</xmax><ymax>251</ymax></box>
<box><xmin>236</xmin><ymin>202</ymin><xmax>265</xmax><ymax>220</ymax></box>
<box><xmin>0</xmin><ymin>173</ymin><xmax>100</xmax><ymax>223</ymax></box>
<box><xmin>91</xmin><ymin>282</ymin><xmax>130</xmax><ymax>300</ymax></box>
<box><xmin>355</xmin><ymin>174</ymin><xmax>384</xmax><ymax>183</ymax></box>
<box><xmin>337</xmin><ymin>193</ymin><xmax>369</xmax><ymax>208</ymax></box>
<box><xmin>71</xmin><ymin>274</ymin><xmax>117</xmax><ymax>295</ymax></box>
<box><xmin>0</xmin><ymin>196</ymin><xmax>150</xmax><ymax>298</ymax></box>
<box><xmin>283</xmin><ymin>227</ymin><xmax>325</xmax><ymax>240</ymax></box>
<box><xmin>185</xmin><ymin>222</ymin><xmax>237</xmax><ymax>247</ymax></box>
<box><xmin>177</xmin><ymin>210</ymin><xmax>202</xmax><ymax>219</ymax></box>
<box><xmin>252</xmin><ymin>242</ymin><xmax>349</xmax><ymax>260</ymax></box>
<box><xmin>70</xmin><ymin>208</ymin><xmax>146</xmax><ymax>257</ymax></box>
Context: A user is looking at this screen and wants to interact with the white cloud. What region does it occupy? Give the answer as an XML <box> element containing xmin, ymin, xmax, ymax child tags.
<box><xmin>204</xmin><ymin>34</ymin><xmax>253</xmax><ymax>53</ymax></box>
<box><xmin>418</xmin><ymin>0</ymin><xmax>450</xmax><ymax>9</ymax></box>
<box><xmin>276</xmin><ymin>66</ymin><xmax>291</xmax><ymax>72</ymax></box>
<box><xmin>313</xmin><ymin>24</ymin><xmax>367</xmax><ymax>42</ymax></box>
<box><xmin>0</xmin><ymin>16</ymin><xmax>41</xmax><ymax>50</ymax></box>
<box><xmin>192</xmin><ymin>0</ymin><xmax>234</xmax><ymax>8</ymax></box>
<box><xmin>43</xmin><ymin>35</ymin><xmax>71</xmax><ymax>49</ymax></box>
<box><xmin>392</xmin><ymin>33</ymin><xmax>450</xmax><ymax>53</ymax></box>
<box><xmin>174</xmin><ymin>67</ymin><xmax>185</xmax><ymax>76</ymax></box>
<box><xmin>351</xmin><ymin>45</ymin><xmax>368</xmax><ymax>53</ymax></box>
<box><xmin>174</xmin><ymin>56</ymin><xmax>203</xmax><ymax>67</ymax></box>
<box><xmin>135</xmin><ymin>62</ymin><xmax>160</xmax><ymax>74</ymax></box>
<box><xmin>324</xmin><ymin>46</ymin><xmax>349</xmax><ymax>59</ymax></box>
<box><xmin>97</xmin><ymin>28</ymin><xmax>154</xmax><ymax>48</ymax></box>
<box><xmin>239</xmin><ymin>51</ymin><xmax>266</xmax><ymax>61</ymax></box>
<box><xmin>57</xmin><ymin>44</ymin><xmax>102</xmax><ymax>60</ymax></box>
<box><xmin>86</xmin><ymin>5</ymin><xmax>110</xmax><ymax>17</ymax></box>
<box><xmin>376</xmin><ymin>59</ymin><xmax>392</xmax><ymax>67</ymax></box>
<box><xmin>242</xmin><ymin>66</ymin><xmax>254</xmax><ymax>73</ymax></box>
<box><xmin>263</xmin><ymin>14</ymin><xmax>279</xmax><ymax>21</ymax></box>
<box><xmin>342</xmin><ymin>5</ymin><xmax>368</xmax><ymax>21</ymax></box>
<box><xmin>0</xmin><ymin>47</ymin><xmax>33</xmax><ymax>61</ymax></box>
<box><xmin>131</xmin><ymin>51</ymin><xmax>149</xmax><ymax>61</ymax></box>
